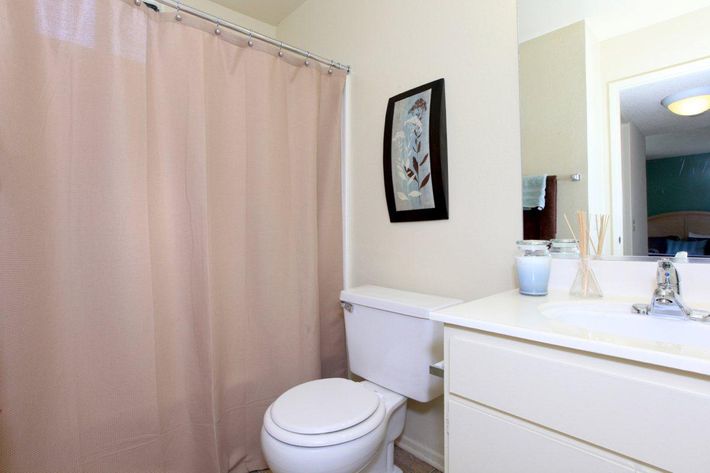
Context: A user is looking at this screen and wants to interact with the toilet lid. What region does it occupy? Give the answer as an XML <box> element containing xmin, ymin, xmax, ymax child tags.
<box><xmin>270</xmin><ymin>378</ymin><xmax>381</xmax><ymax>435</ymax></box>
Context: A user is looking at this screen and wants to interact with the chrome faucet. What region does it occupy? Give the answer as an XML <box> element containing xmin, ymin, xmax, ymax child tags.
<box><xmin>633</xmin><ymin>258</ymin><xmax>708</xmax><ymax>321</ymax></box>
<box><xmin>650</xmin><ymin>259</ymin><xmax>690</xmax><ymax>317</ymax></box>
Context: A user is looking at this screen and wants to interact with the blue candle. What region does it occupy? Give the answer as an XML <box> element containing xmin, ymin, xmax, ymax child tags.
<box><xmin>516</xmin><ymin>240</ymin><xmax>551</xmax><ymax>296</ymax></box>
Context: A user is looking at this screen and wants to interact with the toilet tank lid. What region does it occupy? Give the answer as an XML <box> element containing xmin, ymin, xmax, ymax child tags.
<box><xmin>340</xmin><ymin>285</ymin><xmax>462</xmax><ymax>319</ymax></box>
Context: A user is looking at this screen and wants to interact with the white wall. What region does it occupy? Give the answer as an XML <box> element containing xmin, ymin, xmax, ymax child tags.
<box><xmin>584</xmin><ymin>26</ymin><xmax>606</xmax><ymax>219</ymax></box>
<box><xmin>620</xmin><ymin>121</ymin><xmax>648</xmax><ymax>255</ymax></box>
<box><xmin>279</xmin><ymin>0</ymin><xmax>522</xmax><ymax>468</ymax></box>
<box><xmin>519</xmin><ymin>21</ymin><xmax>588</xmax><ymax>239</ymax></box>
<box><xmin>517</xmin><ymin>0</ymin><xmax>710</xmax><ymax>43</ymax></box>
<box><xmin>600</xmin><ymin>6</ymin><xmax>710</xmax><ymax>83</ymax></box>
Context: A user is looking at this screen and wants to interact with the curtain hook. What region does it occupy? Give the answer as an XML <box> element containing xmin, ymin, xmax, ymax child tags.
<box><xmin>304</xmin><ymin>52</ymin><xmax>311</xmax><ymax>67</ymax></box>
<box><xmin>134</xmin><ymin>0</ymin><xmax>142</xmax><ymax>5</ymax></box>
<box><xmin>175</xmin><ymin>1</ymin><xmax>183</xmax><ymax>21</ymax></box>
<box><xmin>214</xmin><ymin>20</ymin><xmax>222</xmax><ymax>35</ymax></box>
<box><xmin>247</xmin><ymin>30</ymin><xmax>254</xmax><ymax>47</ymax></box>
<box><xmin>328</xmin><ymin>60</ymin><xmax>334</xmax><ymax>74</ymax></box>
<box><xmin>278</xmin><ymin>41</ymin><xmax>284</xmax><ymax>57</ymax></box>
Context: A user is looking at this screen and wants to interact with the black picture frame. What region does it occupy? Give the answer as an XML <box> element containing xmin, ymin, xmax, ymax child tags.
<box><xmin>383</xmin><ymin>78</ymin><xmax>448</xmax><ymax>222</ymax></box>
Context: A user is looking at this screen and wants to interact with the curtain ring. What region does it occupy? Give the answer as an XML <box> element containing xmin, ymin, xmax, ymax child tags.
<box><xmin>328</xmin><ymin>60</ymin><xmax>334</xmax><ymax>74</ymax></box>
<box><xmin>214</xmin><ymin>21</ymin><xmax>222</xmax><ymax>35</ymax></box>
<box><xmin>175</xmin><ymin>1</ymin><xmax>183</xmax><ymax>21</ymax></box>
<box><xmin>278</xmin><ymin>41</ymin><xmax>284</xmax><ymax>57</ymax></box>
<box><xmin>134</xmin><ymin>0</ymin><xmax>142</xmax><ymax>5</ymax></box>
<box><xmin>248</xmin><ymin>31</ymin><xmax>254</xmax><ymax>47</ymax></box>
<box><xmin>304</xmin><ymin>52</ymin><xmax>311</xmax><ymax>67</ymax></box>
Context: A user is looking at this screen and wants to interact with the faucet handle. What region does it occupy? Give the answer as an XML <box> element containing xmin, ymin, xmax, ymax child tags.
<box><xmin>657</xmin><ymin>258</ymin><xmax>680</xmax><ymax>292</ymax></box>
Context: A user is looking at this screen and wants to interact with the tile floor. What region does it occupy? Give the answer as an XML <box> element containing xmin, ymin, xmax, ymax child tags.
<box><xmin>252</xmin><ymin>445</ymin><xmax>442</xmax><ymax>473</ymax></box>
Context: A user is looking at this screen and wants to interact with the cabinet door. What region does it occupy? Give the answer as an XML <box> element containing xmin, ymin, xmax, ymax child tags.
<box><xmin>448</xmin><ymin>330</ymin><xmax>710</xmax><ymax>472</ymax></box>
<box><xmin>448</xmin><ymin>399</ymin><xmax>648</xmax><ymax>473</ymax></box>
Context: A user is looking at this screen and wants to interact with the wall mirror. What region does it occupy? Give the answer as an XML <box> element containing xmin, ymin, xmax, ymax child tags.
<box><xmin>517</xmin><ymin>0</ymin><xmax>710</xmax><ymax>258</ymax></box>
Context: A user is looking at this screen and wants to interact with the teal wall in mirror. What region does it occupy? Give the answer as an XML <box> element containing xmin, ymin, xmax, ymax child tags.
<box><xmin>647</xmin><ymin>153</ymin><xmax>710</xmax><ymax>216</ymax></box>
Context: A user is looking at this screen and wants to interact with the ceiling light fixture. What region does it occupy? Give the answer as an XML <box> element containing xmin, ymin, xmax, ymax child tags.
<box><xmin>661</xmin><ymin>86</ymin><xmax>710</xmax><ymax>116</ymax></box>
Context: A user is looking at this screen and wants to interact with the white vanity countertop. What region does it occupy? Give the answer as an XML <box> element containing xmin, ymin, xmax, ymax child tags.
<box><xmin>431</xmin><ymin>290</ymin><xmax>710</xmax><ymax>376</ymax></box>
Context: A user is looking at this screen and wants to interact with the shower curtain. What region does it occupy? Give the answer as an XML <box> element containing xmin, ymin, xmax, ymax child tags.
<box><xmin>0</xmin><ymin>1</ymin><xmax>346</xmax><ymax>472</ymax></box>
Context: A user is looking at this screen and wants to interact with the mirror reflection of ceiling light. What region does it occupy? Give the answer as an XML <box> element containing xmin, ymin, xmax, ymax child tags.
<box><xmin>661</xmin><ymin>86</ymin><xmax>710</xmax><ymax>116</ymax></box>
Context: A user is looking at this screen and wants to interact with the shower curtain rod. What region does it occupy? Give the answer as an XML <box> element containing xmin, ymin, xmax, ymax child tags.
<box><xmin>137</xmin><ymin>0</ymin><xmax>351</xmax><ymax>73</ymax></box>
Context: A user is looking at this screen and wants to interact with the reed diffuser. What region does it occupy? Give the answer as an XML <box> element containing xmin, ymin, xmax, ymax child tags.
<box><xmin>565</xmin><ymin>211</ymin><xmax>605</xmax><ymax>298</ymax></box>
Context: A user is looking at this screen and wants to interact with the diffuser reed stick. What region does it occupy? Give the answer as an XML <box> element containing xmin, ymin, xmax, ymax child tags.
<box><xmin>587</xmin><ymin>227</ymin><xmax>598</xmax><ymax>256</ymax></box>
<box><xmin>577</xmin><ymin>211</ymin><xmax>589</xmax><ymax>295</ymax></box>
<box><xmin>569</xmin><ymin>210</ymin><xmax>603</xmax><ymax>298</ymax></box>
<box><xmin>596</xmin><ymin>214</ymin><xmax>609</xmax><ymax>256</ymax></box>
<box><xmin>563</xmin><ymin>213</ymin><xmax>579</xmax><ymax>246</ymax></box>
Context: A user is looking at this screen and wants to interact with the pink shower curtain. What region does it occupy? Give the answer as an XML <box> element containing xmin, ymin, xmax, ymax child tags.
<box><xmin>0</xmin><ymin>1</ymin><xmax>346</xmax><ymax>472</ymax></box>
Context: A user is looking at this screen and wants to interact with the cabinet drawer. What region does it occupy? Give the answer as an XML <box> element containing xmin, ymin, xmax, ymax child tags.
<box><xmin>448</xmin><ymin>330</ymin><xmax>710</xmax><ymax>473</ymax></box>
<box><xmin>448</xmin><ymin>398</ymin><xmax>646</xmax><ymax>473</ymax></box>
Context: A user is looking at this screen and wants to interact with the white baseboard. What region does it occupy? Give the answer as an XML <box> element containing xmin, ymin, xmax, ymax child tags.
<box><xmin>396</xmin><ymin>435</ymin><xmax>445</xmax><ymax>472</ymax></box>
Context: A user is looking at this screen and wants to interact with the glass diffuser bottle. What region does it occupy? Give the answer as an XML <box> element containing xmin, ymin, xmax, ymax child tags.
<box><xmin>570</xmin><ymin>255</ymin><xmax>602</xmax><ymax>298</ymax></box>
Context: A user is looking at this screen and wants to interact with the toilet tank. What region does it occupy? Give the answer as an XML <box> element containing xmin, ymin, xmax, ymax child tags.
<box><xmin>340</xmin><ymin>285</ymin><xmax>462</xmax><ymax>403</ymax></box>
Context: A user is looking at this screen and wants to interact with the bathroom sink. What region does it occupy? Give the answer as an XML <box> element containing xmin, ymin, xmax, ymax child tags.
<box><xmin>539</xmin><ymin>301</ymin><xmax>710</xmax><ymax>348</ymax></box>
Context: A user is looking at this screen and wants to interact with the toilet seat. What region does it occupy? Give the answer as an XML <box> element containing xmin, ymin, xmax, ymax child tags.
<box><xmin>264</xmin><ymin>378</ymin><xmax>386</xmax><ymax>447</ymax></box>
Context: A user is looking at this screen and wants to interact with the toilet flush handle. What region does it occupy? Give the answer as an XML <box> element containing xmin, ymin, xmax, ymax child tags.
<box><xmin>340</xmin><ymin>301</ymin><xmax>353</xmax><ymax>312</ymax></box>
<box><xmin>429</xmin><ymin>360</ymin><xmax>445</xmax><ymax>378</ymax></box>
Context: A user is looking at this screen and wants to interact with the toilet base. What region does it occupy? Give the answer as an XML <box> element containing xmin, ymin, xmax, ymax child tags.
<box><xmin>359</xmin><ymin>438</ymin><xmax>401</xmax><ymax>473</ymax></box>
<box><xmin>358</xmin><ymin>382</ymin><xmax>407</xmax><ymax>473</ymax></box>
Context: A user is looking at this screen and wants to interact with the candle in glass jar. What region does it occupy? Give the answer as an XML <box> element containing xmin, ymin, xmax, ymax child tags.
<box><xmin>516</xmin><ymin>240</ymin><xmax>551</xmax><ymax>296</ymax></box>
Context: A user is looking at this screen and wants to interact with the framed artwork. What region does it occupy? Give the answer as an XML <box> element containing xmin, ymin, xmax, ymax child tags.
<box><xmin>383</xmin><ymin>78</ymin><xmax>448</xmax><ymax>222</ymax></box>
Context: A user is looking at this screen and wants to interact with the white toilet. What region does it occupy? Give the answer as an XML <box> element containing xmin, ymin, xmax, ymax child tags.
<box><xmin>261</xmin><ymin>285</ymin><xmax>461</xmax><ymax>473</ymax></box>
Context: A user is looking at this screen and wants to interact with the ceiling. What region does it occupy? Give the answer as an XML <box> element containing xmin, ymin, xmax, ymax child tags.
<box><xmin>620</xmin><ymin>69</ymin><xmax>710</xmax><ymax>159</ymax></box>
<box><xmin>517</xmin><ymin>0</ymin><xmax>710</xmax><ymax>43</ymax></box>
<box><xmin>209</xmin><ymin>0</ymin><xmax>307</xmax><ymax>26</ymax></box>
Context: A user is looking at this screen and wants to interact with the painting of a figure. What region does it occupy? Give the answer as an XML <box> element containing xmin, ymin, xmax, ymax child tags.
<box><xmin>383</xmin><ymin>79</ymin><xmax>448</xmax><ymax>222</ymax></box>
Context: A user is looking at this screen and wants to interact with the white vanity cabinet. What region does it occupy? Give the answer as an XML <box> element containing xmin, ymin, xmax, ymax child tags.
<box><xmin>443</xmin><ymin>326</ymin><xmax>710</xmax><ymax>473</ymax></box>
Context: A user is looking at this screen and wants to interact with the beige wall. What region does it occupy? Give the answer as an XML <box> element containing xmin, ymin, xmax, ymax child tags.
<box><xmin>159</xmin><ymin>0</ymin><xmax>277</xmax><ymax>37</ymax></box>
<box><xmin>519</xmin><ymin>21</ymin><xmax>589</xmax><ymax>239</ymax></box>
<box><xmin>279</xmin><ymin>0</ymin><xmax>522</xmax><ymax>468</ymax></box>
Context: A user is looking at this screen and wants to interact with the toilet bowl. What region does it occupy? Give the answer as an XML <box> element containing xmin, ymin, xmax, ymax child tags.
<box><xmin>261</xmin><ymin>378</ymin><xmax>406</xmax><ymax>473</ymax></box>
<box><xmin>261</xmin><ymin>286</ymin><xmax>462</xmax><ymax>473</ymax></box>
